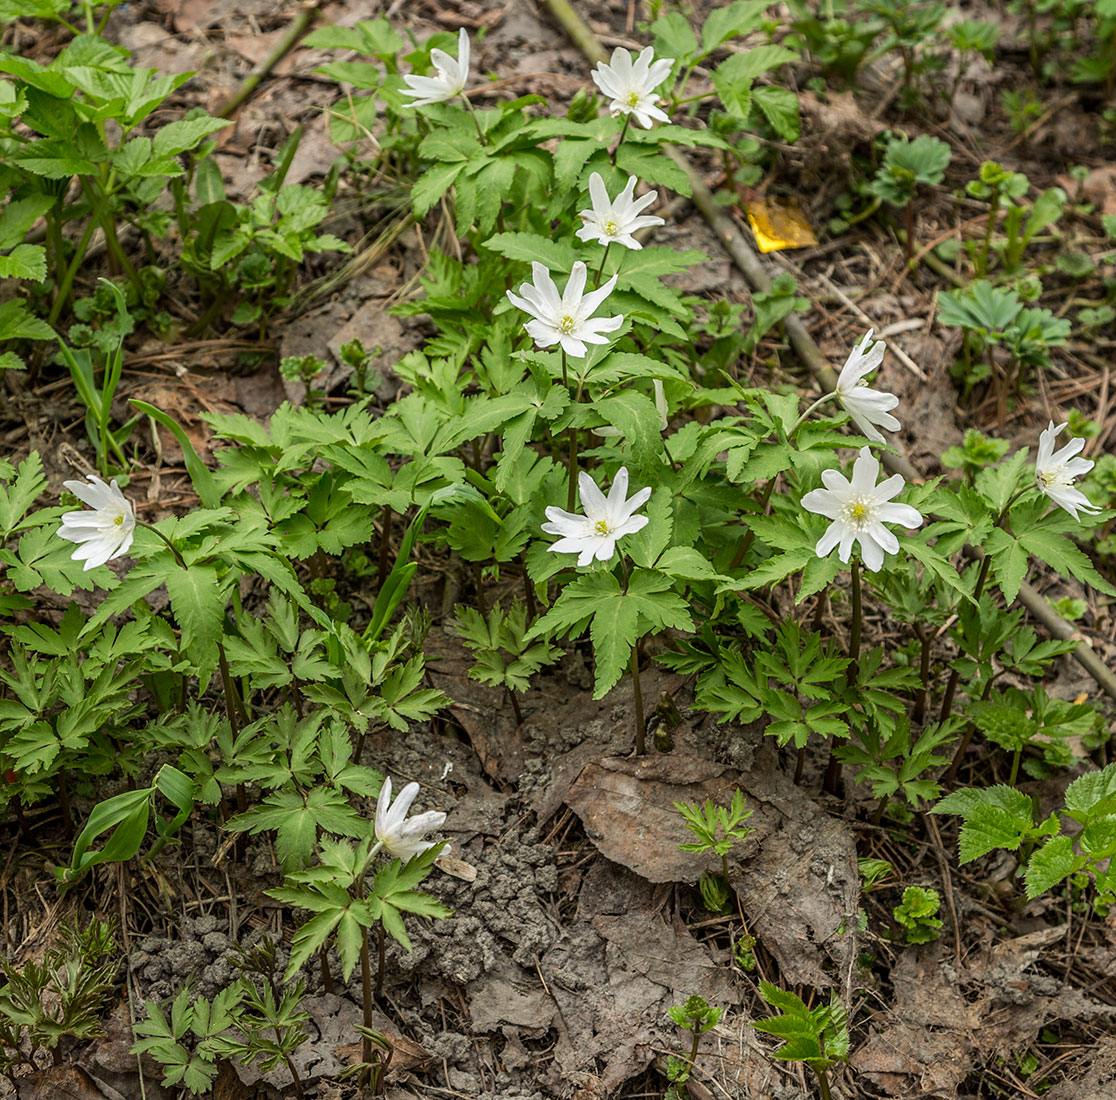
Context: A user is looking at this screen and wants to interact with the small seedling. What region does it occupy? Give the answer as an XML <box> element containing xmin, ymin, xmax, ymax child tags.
<box><xmin>280</xmin><ymin>354</ymin><xmax>329</xmax><ymax>410</ymax></box>
<box><xmin>892</xmin><ymin>885</ymin><xmax>943</xmax><ymax>944</ymax></box>
<box><xmin>675</xmin><ymin>789</ymin><xmax>754</xmax><ymax>894</ymax></box>
<box><xmin>752</xmin><ymin>982</ymin><xmax>849</xmax><ymax>1100</ymax></box>
<box><xmin>0</xmin><ymin>920</ymin><xmax>117</xmax><ymax>1082</ymax></box>
<box><xmin>665</xmin><ymin>994</ymin><xmax>722</xmax><ymax>1100</ymax></box>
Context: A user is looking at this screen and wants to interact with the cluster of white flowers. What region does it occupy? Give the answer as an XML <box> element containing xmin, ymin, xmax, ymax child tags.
<box><xmin>799</xmin><ymin>336</ymin><xmax>1100</xmax><ymax>571</ymax></box>
<box><xmin>52</xmin><ymin>29</ymin><xmax>1102</xmax><ymax>601</ymax></box>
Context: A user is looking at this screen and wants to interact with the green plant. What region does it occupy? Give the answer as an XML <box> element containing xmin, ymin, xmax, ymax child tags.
<box><xmin>934</xmin><ymin>762</ymin><xmax>1116</xmax><ymax>907</ymax></box>
<box><xmin>941</xmin><ymin>429</ymin><xmax>1011</xmax><ymax>482</ymax></box>
<box><xmin>665</xmin><ymin>994</ymin><xmax>722</xmax><ymax>1100</ymax></box>
<box><xmin>674</xmin><ymin>788</ymin><xmax>754</xmax><ymax>889</ymax></box>
<box><xmin>0</xmin><ymin>919</ymin><xmax>116</xmax><ymax>1083</ymax></box>
<box><xmin>964</xmin><ymin>162</ymin><xmax>1066</xmax><ymax>277</ymax></box>
<box><xmin>450</xmin><ymin>599</ymin><xmax>559</xmax><ymax>724</ymax></box>
<box><xmin>54</xmin><ymin>279</ymin><xmax>136</xmax><ymax>474</ymax></box>
<box><xmin>752</xmin><ymin>982</ymin><xmax>849</xmax><ymax>1100</ymax></box>
<box><xmin>280</xmin><ymin>354</ymin><xmax>329</xmax><ymax>411</ymax></box>
<box><xmin>892</xmin><ymin>885</ymin><xmax>943</xmax><ymax>943</ymax></box>
<box><xmin>869</xmin><ymin>133</ymin><xmax>950</xmax><ymax>258</ymax></box>
<box><xmin>859</xmin><ymin>0</ymin><xmax>947</xmax><ymax>108</ymax></box>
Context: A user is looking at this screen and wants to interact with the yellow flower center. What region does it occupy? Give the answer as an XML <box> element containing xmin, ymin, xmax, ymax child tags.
<box><xmin>113</xmin><ymin>514</ymin><xmax>124</xmax><ymax>526</ymax></box>
<box><xmin>840</xmin><ymin>496</ymin><xmax>875</xmax><ymax>530</ymax></box>
<box><xmin>626</xmin><ymin>91</ymin><xmax>641</xmax><ymax>108</ymax></box>
<box><xmin>604</xmin><ymin>219</ymin><xmax>618</xmax><ymax>236</ymax></box>
<box><xmin>594</xmin><ymin>519</ymin><xmax>611</xmax><ymax>536</ymax></box>
<box><xmin>558</xmin><ymin>314</ymin><xmax>577</xmax><ymax>334</ymax></box>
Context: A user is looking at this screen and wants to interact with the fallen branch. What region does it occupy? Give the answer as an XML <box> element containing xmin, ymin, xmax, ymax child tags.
<box><xmin>216</xmin><ymin>1</ymin><xmax>323</xmax><ymax>118</ymax></box>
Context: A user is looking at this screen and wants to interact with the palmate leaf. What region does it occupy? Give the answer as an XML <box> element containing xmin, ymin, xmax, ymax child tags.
<box><xmin>530</xmin><ymin>568</ymin><xmax>693</xmax><ymax>698</ymax></box>
<box><xmin>225</xmin><ymin>787</ymin><xmax>365</xmax><ymax>870</ymax></box>
<box><xmin>370</xmin><ymin>844</ymin><xmax>452</xmax><ymax>952</ymax></box>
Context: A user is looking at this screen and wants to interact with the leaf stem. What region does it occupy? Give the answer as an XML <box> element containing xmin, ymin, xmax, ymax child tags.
<box><xmin>135</xmin><ymin>520</ymin><xmax>188</xmax><ymax>570</ymax></box>
<box><xmin>729</xmin><ymin>478</ymin><xmax>777</xmax><ymax>570</ymax></box>
<box><xmin>814</xmin><ymin>1065</ymin><xmax>833</xmax><ymax>1100</ymax></box>
<box><xmin>359</xmin><ymin>934</ymin><xmax>375</xmax><ymax>1085</ymax></box>
<box><xmin>631</xmin><ymin>643</ymin><xmax>645</xmax><ymax>755</ymax></box>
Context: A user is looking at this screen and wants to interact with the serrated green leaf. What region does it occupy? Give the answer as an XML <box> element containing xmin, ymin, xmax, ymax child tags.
<box><xmin>1024</xmin><ymin>834</ymin><xmax>1079</xmax><ymax>898</ymax></box>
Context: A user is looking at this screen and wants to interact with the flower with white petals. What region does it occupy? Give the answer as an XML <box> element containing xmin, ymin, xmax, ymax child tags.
<box><xmin>833</xmin><ymin>330</ymin><xmax>901</xmax><ymax>444</ymax></box>
<box><xmin>1035</xmin><ymin>421</ymin><xmax>1099</xmax><ymax>520</ymax></box>
<box><xmin>594</xmin><ymin>380</ymin><xmax>668</xmax><ymax>438</ymax></box>
<box><xmin>375</xmin><ymin>777</ymin><xmax>448</xmax><ymax>862</ymax></box>
<box><xmin>542</xmin><ymin>467</ymin><xmax>651</xmax><ymax>566</ymax></box>
<box><xmin>506</xmin><ymin>261</ymin><xmax>623</xmax><ymax>358</ymax></box>
<box><xmin>591</xmin><ymin>46</ymin><xmax>674</xmax><ymax>129</ymax></box>
<box><xmin>576</xmin><ymin>173</ymin><xmax>664</xmax><ymax>250</ymax></box>
<box><xmin>56</xmin><ymin>475</ymin><xmax>135</xmax><ymax>571</ymax></box>
<box><xmin>801</xmin><ymin>448</ymin><xmax>923</xmax><ymax>572</ymax></box>
<box><xmin>401</xmin><ymin>28</ymin><xmax>470</xmax><ymax>107</ymax></box>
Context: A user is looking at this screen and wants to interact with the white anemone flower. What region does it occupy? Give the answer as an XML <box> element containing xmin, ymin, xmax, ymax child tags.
<box><xmin>833</xmin><ymin>330</ymin><xmax>901</xmax><ymax>444</ymax></box>
<box><xmin>801</xmin><ymin>448</ymin><xmax>923</xmax><ymax>572</ymax></box>
<box><xmin>56</xmin><ymin>475</ymin><xmax>135</xmax><ymax>571</ymax></box>
<box><xmin>401</xmin><ymin>28</ymin><xmax>470</xmax><ymax>107</ymax></box>
<box><xmin>591</xmin><ymin>46</ymin><xmax>674</xmax><ymax>129</ymax></box>
<box><xmin>594</xmin><ymin>379</ymin><xmax>669</xmax><ymax>438</ymax></box>
<box><xmin>576</xmin><ymin>173</ymin><xmax>664</xmax><ymax>250</ymax></box>
<box><xmin>542</xmin><ymin>467</ymin><xmax>651</xmax><ymax>566</ymax></box>
<box><xmin>506</xmin><ymin>261</ymin><xmax>623</xmax><ymax>358</ymax></box>
<box><xmin>375</xmin><ymin>777</ymin><xmax>448</xmax><ymax>862</ymax></box>
<box><xmin>1035</xmin><ymin>421</ymin><xmax>1100</xmax><ymax>520</ymax></box>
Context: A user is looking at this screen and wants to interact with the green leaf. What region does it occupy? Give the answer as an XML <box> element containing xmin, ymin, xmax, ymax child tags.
<box><xmin>933</xmin><ymin>785</ymin><xmax>1038</xmax><ymax>862</ymax></box>
<box><xmin>152</xmin><ymin>116</ymin><xmax>230</xmax><ymax>159</ymax></box>
<box><xmin>412</xmin><ymin>161</ymin><xmax>464</xmax><ymax>219</ymax></box>
<box><xmin>0</xmin><ymin>243</ymin><xmax>47</xmax><ymax>282</ymax></box>
<box><xmin>1019</xmin><ymin>527</ymin><xmax>1116</xmax><ymax>597</ymax></box>
<box><xmin>752</xmin><ymin>86</ymin><xmax>800</xmax><ymax>141</ymax></box>
<box><xmin>164</xmin><ymin>563</ymin><xmax>226</xmax><ymax>658</ymax></box>
<box><xmin>1024</xmin><ymin>835</ymin><xmax>1079</xmax><ymax>898</ymax></box>
<box><xmin>0</xmin><ymin>298</ymin><xmax>54</xmax><ymax>342</ymax></box>
<box><xmin>484</xmin><ymin>232</ymin><xmax>576</xmax><ymax>273</ymax></box>
<box><xmin>985</xmin><ymin>529</ymin><xmax>1028</xmax><ymax>605</ymax></box>
<box><xmin>701</xmin><ymin>0</ymin><xmax>769</xmax><ymax>51</ymax></box>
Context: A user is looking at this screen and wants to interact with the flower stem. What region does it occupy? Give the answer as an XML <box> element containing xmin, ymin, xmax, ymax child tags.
<box><xmin>359</xmin><ymin>933</ymin><xmax>375</xmax><ymax>1085</ymax></box>
<box><xmin>788</xmin><ymin>392</ymin><xmax>837</xmax><ymax>438</ymax></box>
<box><xmin>939</xmin><ymin>555</ymin><xmax>992</xmax><ymax>724</ymax></box>
<box><xmin>610</xmin><ymin>114</ymin><xmax>631</xmax><ymax>166</ymax></box>
<box><xmin>593</xmin><ymin>242</ymin><xmax>612</xmax><ymax>288</ymax></box>
<box><xmin>458</xmin><ymin>91</ymin><xmax>488</xmax><ymax>145</ymax></box>
<box><xmin>562</xmin><ymin>349</ymin><xmax>579</xmax><ymax>511</ymax></box>
<box><xmin>631</xmin><ymin>643</ymin><xmax>646</xmax><ymax>755</ymax></box>
<box><xmin>912</xmin><ymin>623</ymin><xmax>931</xmax><ymax>725</ymax></box>
<box><xmin>847</xmin><ymin>559</ymin><xmax>862</xmax><ymax>686</ymax></box>
<box><xmin>567</xmin><ymin>425</ymin><xmax>579</xmax><ymax>511</ymax></box>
